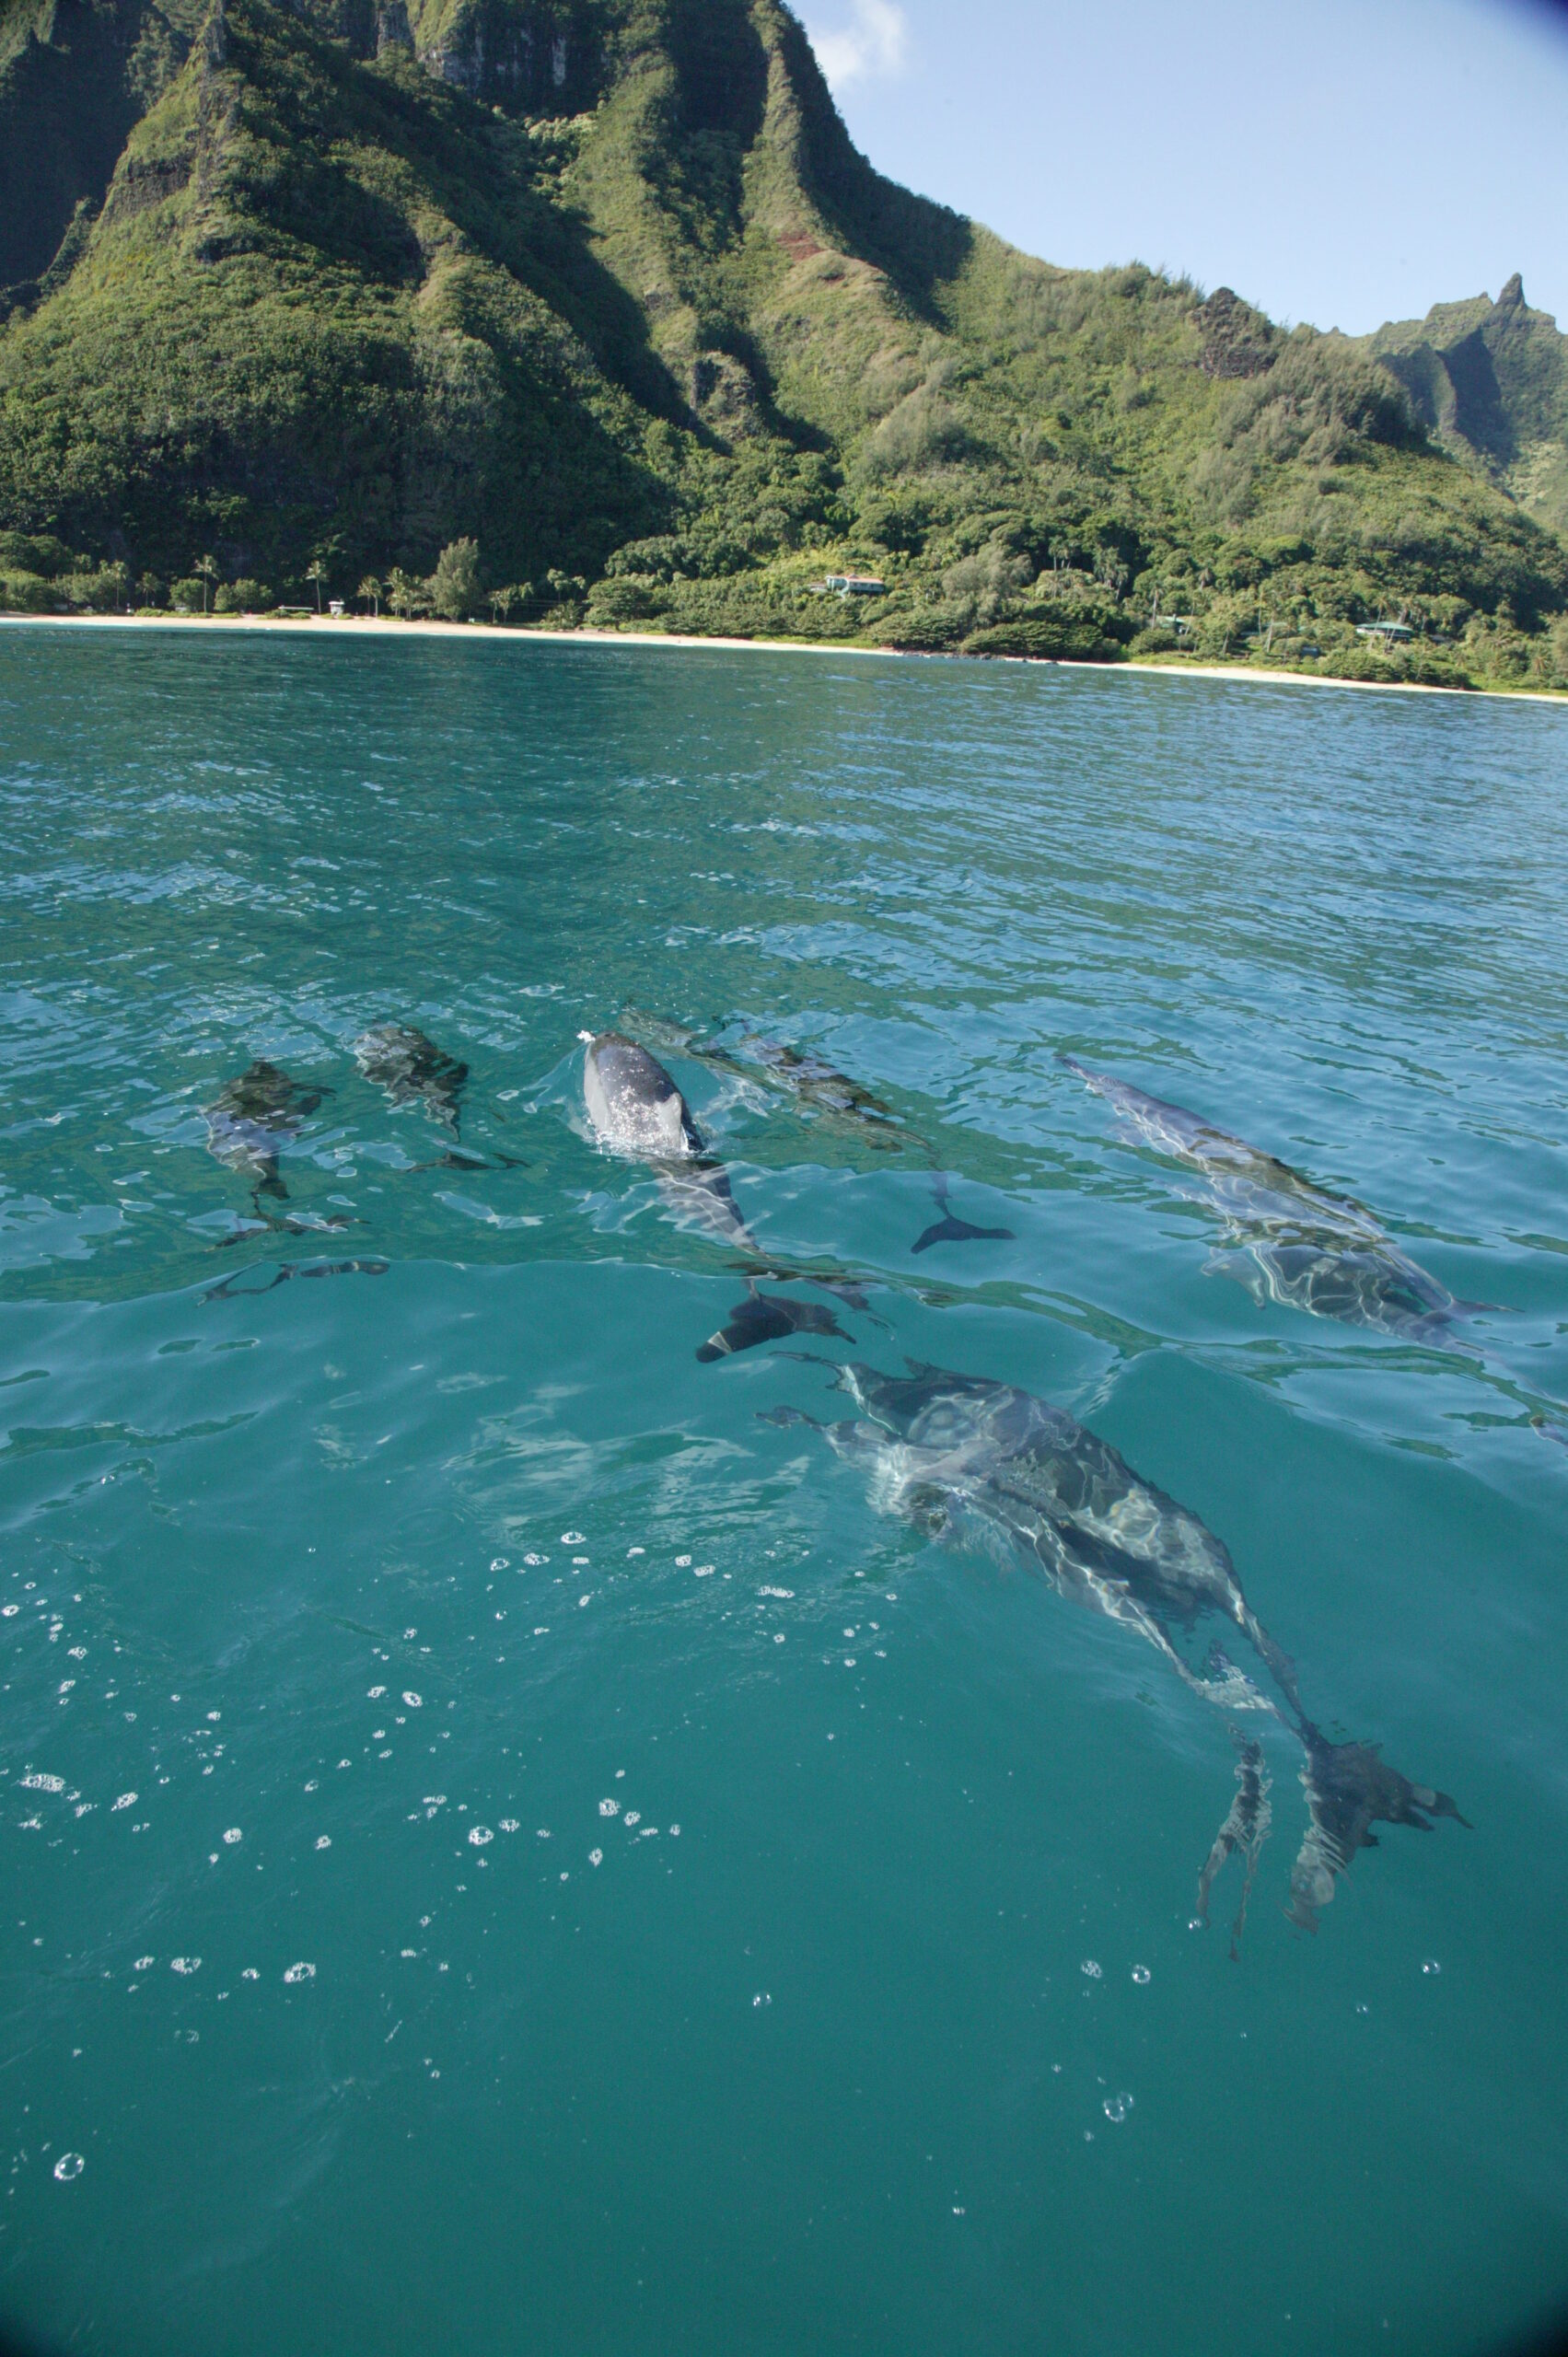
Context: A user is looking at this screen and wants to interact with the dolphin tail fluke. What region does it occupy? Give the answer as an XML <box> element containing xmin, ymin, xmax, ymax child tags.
<box><xmin>912</xmin><ymin>1172</ymin><xmax>1014</xmax><ymax>1255</ymax></box>
<box><xmin>1285</xmin><ymin>1724</ymin><xmax>1469</xmax><ymax>1933</ymax></box>
<box><xmin>912</xmin><ymin>1213</ymin><xmax>1016</xmax><ymax>1255</ymax></box>
<box><xmin>1197</xmin><ymin>1736</ymin><xmax>1272</xmax><ymax>1962</ymax></box>
<box><xmin>256</xmin><ymin>1174</ymin><xmax>289</xmax><ymax>1202</ymax></box>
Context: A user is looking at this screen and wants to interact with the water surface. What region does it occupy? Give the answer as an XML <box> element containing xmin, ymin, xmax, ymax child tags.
<box><xmin>2</xmin><ymin>628</ymin><xmax>1566</xmax><ymax>2356</ymax></box>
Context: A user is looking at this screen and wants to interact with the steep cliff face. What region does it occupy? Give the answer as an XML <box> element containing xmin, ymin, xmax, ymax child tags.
<box><xmin>1368</xmin><ymin>276</ymin><xmax>1568</xmax><ymax>540</ymax></box>
<box><xmin>0</xmin><ymin>0</ymin><xmax>209</xmax><ymax>289</ymax></box>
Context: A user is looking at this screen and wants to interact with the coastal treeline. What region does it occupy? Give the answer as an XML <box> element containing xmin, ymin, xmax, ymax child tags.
<box><xmin>2</xmin><ymin>0</ymin><xmax>1567</xmax><ymax>691</ymax></box>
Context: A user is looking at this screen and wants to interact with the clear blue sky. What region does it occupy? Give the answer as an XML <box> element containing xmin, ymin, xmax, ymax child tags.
<box><xmin>799</xmin><ymin>0</ymin><xmax>1568</xmax><ymax>335</ymax></box>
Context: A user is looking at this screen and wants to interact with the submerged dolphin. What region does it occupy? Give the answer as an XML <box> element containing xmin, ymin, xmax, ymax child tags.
<box><xmin>581</xmin><ymin>1030</ymin><xmax>756</xmax><ymax>1249</ymax></box>
<box><xmin>204</xmin><ymin>1061</ymin><xmax>328</xmax><ymax>1203</ymax></box>
<box><xmin>1285</xmin><ymin>1722</ymin><xmax>1468</xmax><ymax>1934</ymax></box>
<box><xmin>768</xmin><ymin>1355</ymin><xmax>1294</xmax><ymax>1714</ymax></box>
<box><xmin>767</xmin><ymin>1352</ymin><xmax>1465</xmax><ymax>1942</ymax></box>
<box><xmin>912</xmin><ymin>1172</ymin><xmax>1016</xmax><ymax>1255</ymax></box>
<box><xmin>203</xmin><ymin>1256</ymin><xmax>389</xmax><ymax>1302</ymax></box>
<box><xmin>1061</xmin><ymin>1055</ymin><xmax>1461</xmax><ymax>1341</ymax></box>
<box><xmin>1197</xmin><ymin>1737</ymin><xmax>1272</xmax><ymax>1962</ymax></box>
<box><xmin>736</xmin><ymin>1036</ymin><xmax>902</xmax><ymax>1144</ymax></box>
<box><xmin>354</xmin><ymin>1025</ymin><xmax>469</xmax><ymax>1136</ymax></box>
<box><xmin>696</xmin><ymin>1283</ymin><xmax>852</xmax><ymax>1363</ymax></box>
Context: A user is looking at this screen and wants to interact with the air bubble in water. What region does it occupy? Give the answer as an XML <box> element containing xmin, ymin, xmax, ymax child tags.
<box><xmin>599</xmin><ymin>1799</ymin><xmax>620</xmax><ymax>1817</ymax></box>
<box><xmin>1081</xmin><ymin>1960</ymin><xmax>1101</xmax><ymax>1980</ymax></box>
<box><xmin>402</xmin><ymin>1692</ymin><xmax>423</xmax><ymax>1709</ymax></box>
<box><xmin>675</xmin><ymin>1555</ymin><xmax>691</xmax><ymax>1568</ymax></box>
<box><xmin>1132</xmin><ymin>1966</ymin><xmax>1151</xmax><ymax>1985</ymax></box>
<box><xmin>589</xmin><ymin>1848</ymin><xmax>603</xmax><ymax>1866</ymax></box>
<box><xmin>134</xmin><ymin>1956</ymin><xmax>154</xmax><ymax>1971</ymax></box>
<box><xmin>1422</xmin><ymin>1959</ymin><xmax>1442</xmax><ymax>1976</ymax></box>
<box><xmin>284</xmin><ymin>1961</ymin><xmax>316</xmax><ymax>1983</ymax></box>
<box><xmin>1103</xmin><ymin>2094</ymin><xmax>1133</xmax><ymax>2125</ymax></box>
<box><xmin>561</xmin><ymin>1531</ymin><xmax>586</xmax><ymax>1546</ymax></box>
<box><xmin>469</xmin><ymin>1827</ymin><xmax>493</xmax><ymax>1846</ymax></box>
<box><xmin>223</xmin><ymin>1829</ymin><xmax>242</xmax><ymax>1845</ymax></box>
<box><xmin>53</xmin><ymin>2154</ymin><xmax>84</xmax><ymax>2183</ymax></box>
<box><xmin>171</xmin><ymin>1956</ymin><xmax>201</xmax><ymax>1975</ymax></box>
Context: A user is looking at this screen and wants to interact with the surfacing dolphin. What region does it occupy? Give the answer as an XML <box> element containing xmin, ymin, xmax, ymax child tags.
<box><xmin>623</xmin><ymin>1010</ymin><xmax>1013</xmax><ymax>1257</ymax></box>
<box><xmin>204</xmin><ymin>1061</ymin><xmax>329</xmax><ymax>1205</ymax></box>
<box><xmin>354</xmin><ymin>1024</ymin><xmax>470</xmax><ymax>1136</ymax></box>
<box><xmin>581</xmin><ymin>1029</ymin><xmax>756</xmax><ymax>1250</ymax></box>
<box><xmin>1060</xmin><ymin>1055</ymin><xmax>1462</xmax><ymax>1341</ymax></box>
<box><xmin>766</xmin><ymin>1352</ymin><xmax>1466</xmax><ymax>1943</ymax></box>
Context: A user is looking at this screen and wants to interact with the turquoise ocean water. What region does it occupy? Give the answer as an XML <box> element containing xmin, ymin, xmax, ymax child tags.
<box><xmin>2</xmin><ymin>625</ymin><xmax>1566</xmax><ymax>2356</ymax></box>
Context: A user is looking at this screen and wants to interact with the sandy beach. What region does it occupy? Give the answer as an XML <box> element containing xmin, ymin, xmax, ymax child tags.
<box><xmin>3</xmin><ymin>609</ymin><xmax>1564</xmax><ymax>706</ymax></box>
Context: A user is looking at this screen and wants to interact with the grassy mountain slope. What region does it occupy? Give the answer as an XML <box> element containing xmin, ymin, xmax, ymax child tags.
<box><xmin>1365</xmin><ymin>274</ymin><xmax>1568</xmax><ymax>547</ymax></box>
<box><xmin>3</xmin><ymin>0</ymin><xmax>1566</xmax><ymax>691</ymax></box>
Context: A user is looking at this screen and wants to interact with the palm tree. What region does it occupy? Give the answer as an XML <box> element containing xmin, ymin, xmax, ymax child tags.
<box><xmin>387</xmin><ymin>567</ymin><xmax>419</xmax><ymax>620</ymax></box>
<box><xmin>194</xmin><ymin>553</ymin><xmax>220</xmax><ymax>615</ymax></box>
<box><xmin>358</xmin><ymin>575</ymin><xmax>383</xmax><ymax>619</ymax></box>
<box><xmin>488</xmin><ymin>585</ymin><xmax>517</xmax><ymax>626</ymax></box>
<box><xmin>305</xmin><ymin>556</ymin><xmax>328</xmax><ymax>614</ymax></box>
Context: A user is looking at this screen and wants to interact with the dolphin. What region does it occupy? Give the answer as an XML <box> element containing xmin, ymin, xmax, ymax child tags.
<box><xmin>735</xmin><ymin>1035</ymin><xmax>903</xmax><ymax>1144</ymax></box>
<box><xmin>204</xmin><ymin>1060</ymin><xmax>328</xmax><ymax>1203</ymax></box>
<box><xmin>1284</xmin><ymin>1722</ymin><xmax>1469</xmax><ymax>1933</ymax></box>
<box><xmin>354</xmin><ymin>1025</ymin><xmax>469</xmax><ymax>1136</ymax></box>
<box><xmin>912</xmin><ymin>1172</ymin><xmax>1016</xmax><ymax>1255</ymax></box>
<box><xmin>203</xmin><ymin>1256</ymin><xmax>389</xmax><ymax>1302</ymax></box>
<box><xmin>1060</xmin><ymin>1055</ymin><xmax>1462</xmax><ymax>1341</ymax></box>
<box><xmin>768</xmin><ymin>1355</ymin><xmax>1295</xmax><ymax>1714</ymax></box>
<box><xmin>621</xmin><ymin>1011</ymin><xmax>1012</xmax><ymax>1255</ymax></box>
<box><xmin>766</xmin><ymin>1353</ymin><xmax>1466</xmax><ymax>1938</ymax></box>
<box><xmin>581</xmin><ymin>1030</ymin><xmax>756</xmax><ymax>1249</ymax></box>
<box><xmin>696</xmin><ymin>1283</ymin><xmax>852</xmax><ymax>1363</ymax></box>
<box><xmin>1197</xmin><ymin>1736</ymin><xmax>1272</xmax><ymax>1961</ymax></box>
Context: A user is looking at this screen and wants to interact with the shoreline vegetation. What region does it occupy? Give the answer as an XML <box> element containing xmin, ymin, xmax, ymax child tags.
<box><xmin>5</xmin><ymin>0</ymin><xmax>1568</xmax><ymax>705</ymax></box>
<box><xmin>9</xmin><ymin>610</ymin><xmax>1567</xmax><ymax>705</ymax></box>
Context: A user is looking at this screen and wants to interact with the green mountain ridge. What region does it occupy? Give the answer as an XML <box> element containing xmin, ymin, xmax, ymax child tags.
<box><xmin>1365</xmin><ymin>273</ymin><xmax>1568</xmax><ymax>545</ymax></box>
<box><xmin>3</xmin><ymin>0</ymin><xmax>1566</xmax><ymax>691</ymax></box>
